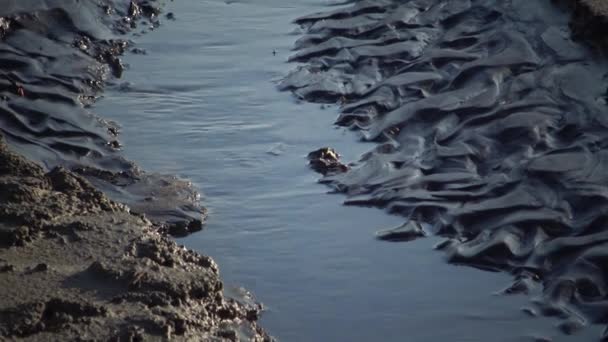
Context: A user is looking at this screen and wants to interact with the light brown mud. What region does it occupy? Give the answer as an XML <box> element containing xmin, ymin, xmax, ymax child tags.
<box><xmin>0</xmin><ymin>135</ymin><xmax>270</xmax><ymax>341</ymax></box>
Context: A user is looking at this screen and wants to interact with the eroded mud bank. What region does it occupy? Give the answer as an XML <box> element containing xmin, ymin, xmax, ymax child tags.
<box><xmin>0</xmin><ymin>0</ymin><xmax>270</xmax><ymax>340</ymax></box>
<box><xmin>283</xmin><ymin>0</ymin><xmax>608</xmax><ymax>337</ymax></box>
<box><xmin>0</xmin><ymin>136</ymin><xmax>269</xmax><ymax>341</ymax></box>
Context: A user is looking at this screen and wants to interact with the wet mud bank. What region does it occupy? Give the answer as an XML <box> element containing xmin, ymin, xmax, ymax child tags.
<box><xmin>283</xmin><ymin>0</ymin><xmax>608</xmax><ymax>338</ymax></box>
<box><xmin>0</xmin><ymin>136</ymin><xmax>269</xmax><ymax>341</ymax></box>
<box><xmin>0</xmin><ymin>0</ymin><xmax>269</xmax><ymax>340</ymax></box>
<box><xmin>0</xmin><ymin>0</ymin><xmax>204</xmax><ymax>233</ymax></box>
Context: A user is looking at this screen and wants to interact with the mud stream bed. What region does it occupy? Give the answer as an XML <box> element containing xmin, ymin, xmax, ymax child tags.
<box><xmin>94</xmin><ymin>0</ymin><xmax>605</xmax><ymax>340</ymax></box>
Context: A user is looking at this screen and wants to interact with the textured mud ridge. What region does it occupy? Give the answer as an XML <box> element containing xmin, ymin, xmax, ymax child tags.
<box><xmin>0</xmin><ymin>136</ymin><xmax>270</xmax><ymax>341</ymax></box>
<box><xmin>0</xmin><ymin>0</ymin><xmax>204</xmax><ymax>234</ymax></box>
<box><xmin>283</xmin><ymin>0</ymin><xmax>608</xmax><ymax>337</ymax></box>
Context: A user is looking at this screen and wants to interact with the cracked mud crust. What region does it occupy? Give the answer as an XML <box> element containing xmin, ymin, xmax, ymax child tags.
<box><xmin>0</xmin><ymin>135</ymin><xmax>271</xmax><ymax>341</ymax></box>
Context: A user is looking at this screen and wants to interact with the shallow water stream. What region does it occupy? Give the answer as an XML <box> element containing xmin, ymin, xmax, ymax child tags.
<box><xmin>95</xmin><ymin>0</ymin><xmax>601</xmax><ymax>340</ymax></box>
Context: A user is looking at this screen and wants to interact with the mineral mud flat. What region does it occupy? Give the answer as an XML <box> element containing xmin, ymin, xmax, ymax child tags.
<box><xmin>0</xmin><ymin>136</ymin><xmax>269</xmax><ymax>340</ymax></box>
<box><xmin>282</xmin><ymin>0</ymin><xmax>608</xmax><ymax>338</ymax></box>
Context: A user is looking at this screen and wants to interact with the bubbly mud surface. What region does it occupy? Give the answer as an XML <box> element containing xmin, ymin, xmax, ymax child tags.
<box><xmin>281</xmin><ymin>0</ymin><xmax>608</xmax><ymax>336</ymax></box>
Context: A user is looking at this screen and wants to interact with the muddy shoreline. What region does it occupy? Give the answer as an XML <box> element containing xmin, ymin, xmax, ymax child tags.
<box><xmin>0</xmin><ymin>0</ymin><xmax>270</xmax><ymax>340</ymax></box>
<box><xmin>0</xmin><ymin>0</ymin><xmax>206</xmax><ymax>235</ymax></box>
<box><xmin>286</xmin><ymin>0</ymin><xmax>608</xmax><ymax>339</ymax></box>
<box><xmin>0</xmin><ymin>136</ymin><xmax>269</xmax><ymax>340</ymax></box>
<box><xmin>1</xmin><ymin>0</ymin><xmax>607</xmax><ymax>341</ymax></box>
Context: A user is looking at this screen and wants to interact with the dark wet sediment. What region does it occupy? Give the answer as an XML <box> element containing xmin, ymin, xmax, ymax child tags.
<box><xmin>283</xmin><ymin>0</ymin><xmax>608</xmax><ymax>337</ymax></box>
<box><xmin>0</xmin><ymin>0</ymin><xmax>204</xmax><ymax>233</ymax></box>
<box><xmin>568</xmin><ymin>0</ymin><xmax>608</xmax><ymax>49</ymax></box>
<box><xmin>579</xmin><ymin>0</ymin><xmax>608</xmax><ymax>17</ymax></box>
<box><xmin>0</xmin><ymin>0</ymin><xmax>270</xmax><ymax>340</ymax></box>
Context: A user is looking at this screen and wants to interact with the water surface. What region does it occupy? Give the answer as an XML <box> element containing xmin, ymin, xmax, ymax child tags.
<box><xmin>96</xmin><ymin>0</ymin><xmax>602</xmax><ymax>340</ymax></box>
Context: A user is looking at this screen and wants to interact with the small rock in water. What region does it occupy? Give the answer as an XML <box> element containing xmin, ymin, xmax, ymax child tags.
<box><xmin>307</xmin><ymin>147</ymin><xmax>348</xmax><ymax>175</ymax></box>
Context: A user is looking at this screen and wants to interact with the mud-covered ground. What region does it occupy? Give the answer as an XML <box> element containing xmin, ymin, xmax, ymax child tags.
<box><xmin>0</xmin><ymin>136</ymin><xmax>269</xmax><ymax>341</ymax></box>
<box><xmin>0</xmin><ymin>0</ymin><xmax>271</xmax><ymax>340</ymax></box>
<box><xmin>1</xmin><ymin>0</ymin><xmax>607</xmax><ymax>340</ymax></box>
<box><xmin>0</xmin><ymin>0</ymin><xmax>205</xmax><ymax>234</ymax></box>
<box><xmin>286</xmin><ymin>0</ymin><xmax>608</xmax><ymax>338</ymax></box>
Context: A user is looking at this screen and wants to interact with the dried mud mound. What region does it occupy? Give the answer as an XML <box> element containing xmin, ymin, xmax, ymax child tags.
<box><xmin>0</xmin><ymin>136</ymin><xmax>270</xmax><ymax>341</ymax></box>
<box><xmin>283</xmin><ymin>0</ymin><xmax>608</xmax><ymax>337</ymax></box>
<box><xmin>0</xmin><ymin>0</ymin><xmax>204</xmax><ymax>233</ymax></box>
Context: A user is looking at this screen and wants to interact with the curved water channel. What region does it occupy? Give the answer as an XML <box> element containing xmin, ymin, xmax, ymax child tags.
<box><xmin>96</xmin><ymin>0</ymin><xmax>602</xmax><ymax>340</ymax></box>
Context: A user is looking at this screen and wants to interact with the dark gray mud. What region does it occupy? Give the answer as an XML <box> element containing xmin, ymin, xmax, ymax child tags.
<box><xmin>282</xmin><ymin>0</ymin><xmax>608</xmax><ymax>337</ymax></box>
<box><xmin>0</xmin><ymin>0</ymin><xmax>204</xmax><ymax>233</ymax></box>
<box><xmin>0</xmin><ymin>0</ymin><xmax>270</xmax><ymax>340</ymax></box>
<box><xmin>569</xmin><ymin>0</ymin><xmax>608</xmax><ymax>49</ymax></box>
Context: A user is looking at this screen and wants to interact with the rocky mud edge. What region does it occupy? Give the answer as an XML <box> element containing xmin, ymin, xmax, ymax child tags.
<box><xmin>0</xmin><ymin>135</ymin><xmax>271</xmax><ymax>341</ymax></box>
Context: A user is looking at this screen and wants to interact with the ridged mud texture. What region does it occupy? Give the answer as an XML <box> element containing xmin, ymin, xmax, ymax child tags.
<box><xmin>283</xmin><ymin>0</ymin><xmax>608</xmax><ymax>338</ymax></box>
<box><xmin>0</xmin><ymin>0</ymin><xmax>205</xmax><ymax>234</ymax></box>
<box><xmin>0</xmin><ymin>135</ymin><xmax>270</xmax><ymax>341</ymax></box>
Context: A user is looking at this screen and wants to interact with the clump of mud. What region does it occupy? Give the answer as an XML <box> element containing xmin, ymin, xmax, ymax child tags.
<box><xmin>0</xmin><ymin>0</ymin><xmax>204</xmax><ymax>234</ymax></box>
<box><xmin>284</xmin><ymin>0</ymin><xmax>608</xmax><ymax>338</ymax></box>
<box><xmin>307</xmin><ymin>147</ymin><xmax>349</xmax><ymax>176</ymax></box>
<box><xmin>0</xmin><ymin>135</ymin><xmax>270</xmax><ymax>341</ymax></box>
<box><xmin>565</xmin><ymin>0</ymin><xmax>608</xmax><ymax>50</ymax></box>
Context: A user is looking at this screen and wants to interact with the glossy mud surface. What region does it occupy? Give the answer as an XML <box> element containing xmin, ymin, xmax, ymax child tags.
<box><xmin>95</xmin><ymin>0</ymin><xmax>606</xmax><ymax>340</ymax></box>
<box><xmin>0</xmin><ymin>0</ymin><xmax>205</xmax><ymax>231</ymax></box>
<box><xmin>282</xmin><ymin>0</ymin><xmax>608</xmax><ymax>337</ymax></box>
